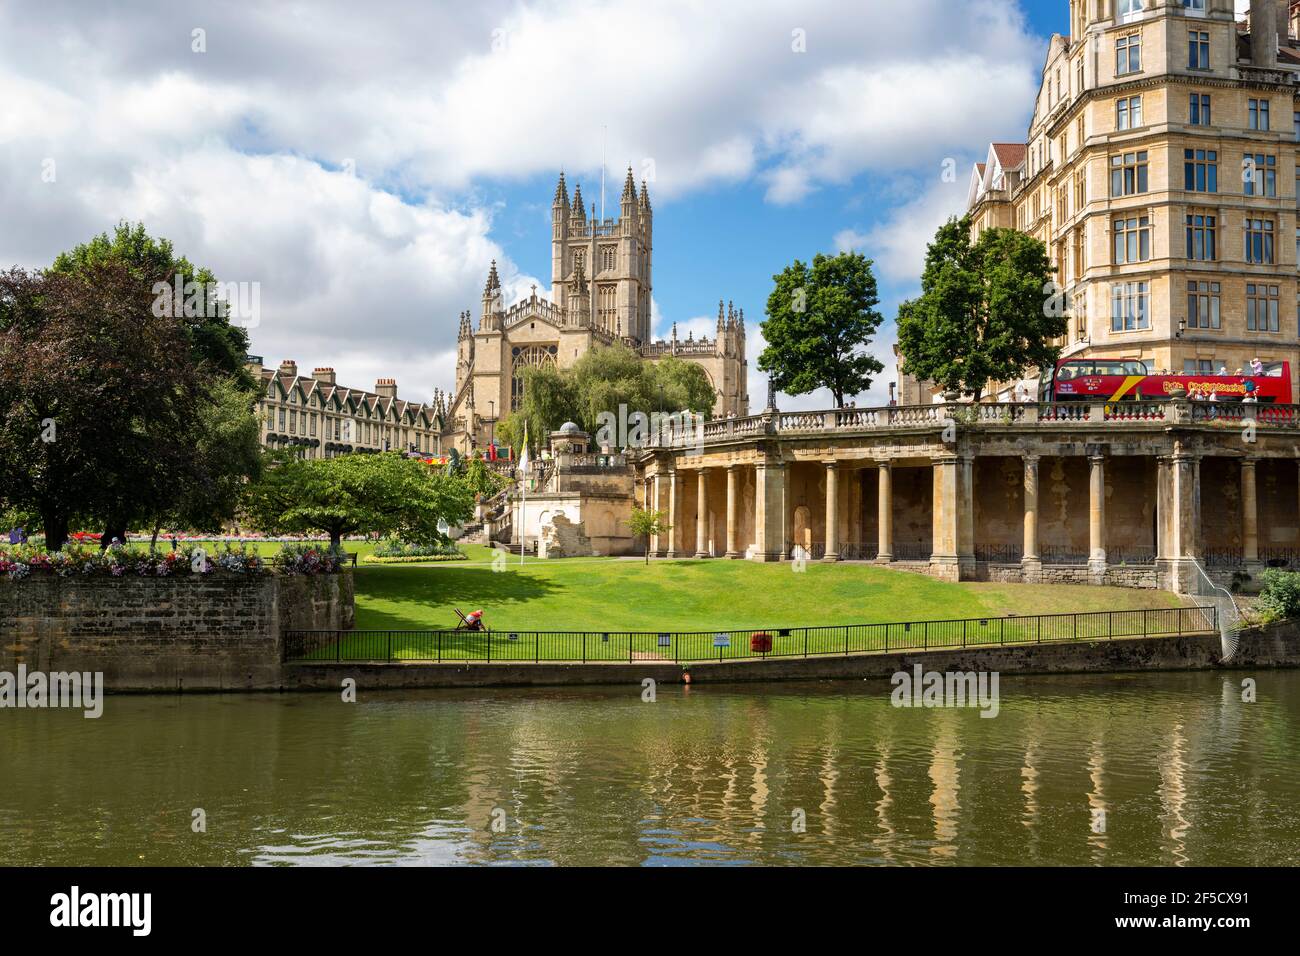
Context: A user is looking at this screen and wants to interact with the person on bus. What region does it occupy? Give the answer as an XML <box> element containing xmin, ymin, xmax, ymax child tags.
<box><xmin>1251</xmin><ymin>357</ymin><xmax>1264</xmax><ymax>376</ymax></box>
<box><xmin>1207</xmin><ymin>390</ymin><xmax>1218</xmax><ymax>402</ymax></box>
<box><xmin>1217</xmin><ymin>364</ymin><xmax>1228</xmax><ymax>375</ymax></box>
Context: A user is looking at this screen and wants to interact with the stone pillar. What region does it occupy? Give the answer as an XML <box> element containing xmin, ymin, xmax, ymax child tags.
<box><xmin>1160</xmin><ymin>449</ymin><xmax>1201</xmax><ymax>593</ymax></box>
<box><xmin>957</xmin><ymin>454</ymin><xmax>975</xmax><ymax>575</ymax></box>
<box><xmin>1088</xmin><ymin>454</ymin><xmax>1106</xmax><ymax>578</ymax></box>
<box><xmin>1242</xmin><ymin>458</ymin><xmax>1259</xmax><ymax>568</ymax></box>
<box><xmin>725</xmin><ymin>464</ymin><xmax>741</xmax><ymax>558</ymax></box>
<box><xmin>1156</xmin><ymin>457</ymin><xmax>1173</xmax><ymax>562</ymax></box>
<box><xmin>930</xmin><ymin>456</ymin><xmax>961</xmax><ymax>581</ymax></box>
<box><xmin>876</xmin><ymin>460</ymin><xmax>893</xmax><ymax>563</ymax></box>
<box><xmin>753</xmin><ymin>458</ymin><xmax>787</xmax><ymax>562</ymax></box>
<box><xmin>1021</xmin><ymin>454</ymin><xmax>1041</xmax><ymax>582</ymax></box>
<box><xmin>695</xmin><ymin>468</ymin><xmax>710</xmax><ymax>558</ymax></box>
<box><xmin>650</xmin><ymin>473</ymin><xmax>663</xmax><ymax>557</ymax></box>
<box><xmin>667</xmin><ymin>469</ymin><xmax>681</xmax><ymax>558</ymax></box>
<box><xmin>824</xmin><ymin>460</ymin><xmax>839</xmax><ymax>561</ymax></box>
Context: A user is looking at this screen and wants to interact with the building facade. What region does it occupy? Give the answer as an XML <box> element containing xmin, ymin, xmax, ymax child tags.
<box><xmin>442</xmin><ymin>169</ymin><xmax>750</xmax><ymax>453</ymax></box>
<box><xmin>934</xmin><ymin>0</ymin><xmax>1300</xmax><ymax>402</ymax></box>
<box><xmin>247</xmin><ymin>356</ymin><xmax>446</xmax><ymax>460</ymax></box>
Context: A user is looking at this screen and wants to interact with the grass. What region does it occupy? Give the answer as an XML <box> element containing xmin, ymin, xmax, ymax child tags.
<box><xmin>295</xmin><ymin>553</ymin><xmax>1193</xmax><ymax>661</ymax></box>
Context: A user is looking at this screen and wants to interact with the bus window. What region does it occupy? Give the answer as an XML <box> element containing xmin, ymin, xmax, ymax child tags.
<box><xmin>1261</xmin><ymin>361</ymin><xmax>1285</xmax><ymax>377</ymax></box>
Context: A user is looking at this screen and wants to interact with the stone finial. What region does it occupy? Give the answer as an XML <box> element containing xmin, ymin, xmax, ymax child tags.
<box><xmin>640</xmin><ymin>180</ymin><xmax>651</xmax><ymax>211</ymax></box>
<box><xmin>621</xmin><ymin>165</ymin><xmax>636</xmax><ymax>203</ymax></box>
<box><xmin>571</xmin><ymin>183</ymin><xmax>585</xmax><ymax>218</ymax></box>
<box><xmin>553</xmin><ymin>170</ymin><xmax>568</xmax><ymax>206</ymax></box>
<box><xmin>483</xmin><ymin>260</ymin><xmax>501</xmax><ymax>295</ymax></box>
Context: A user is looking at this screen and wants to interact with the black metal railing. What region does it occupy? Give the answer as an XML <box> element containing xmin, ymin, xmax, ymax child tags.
<box><xmin>284</xmin><ymin>605</ymin><xmax>1217</xmax><ymax>664</ymax></box>
<box><xmin>891</xmin><ymin>542</ymin><xmax>931</xmax><ymax>561</ymax></box>
<box><xmin>974</xmin><ymin>543</ymin><xmax>1023</xmax><ymax>564</ymax></box>
<box><xmin>1040</xmin><ymin>545</ymin><xmax>1090</xmax><ymax>566</ymax></box>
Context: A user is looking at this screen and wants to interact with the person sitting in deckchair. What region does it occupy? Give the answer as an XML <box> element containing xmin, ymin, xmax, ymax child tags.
<box><xmin>454</xmin><ymin>607</ymin><xmax>487</xmax><ymax>631</ymax></box>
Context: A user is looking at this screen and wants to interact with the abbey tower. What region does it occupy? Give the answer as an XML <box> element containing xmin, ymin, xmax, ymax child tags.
<box><xmin>440</xmin><ymin>169</ymin><xmax>749</xmax><ymax>453</ymax></box>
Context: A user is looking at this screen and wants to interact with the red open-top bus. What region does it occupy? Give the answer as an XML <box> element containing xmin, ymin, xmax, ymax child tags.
<box><xmin>1046</xmin><ymin>358</ymin><xmax>1293</xmax><ymax>404</ymax></box>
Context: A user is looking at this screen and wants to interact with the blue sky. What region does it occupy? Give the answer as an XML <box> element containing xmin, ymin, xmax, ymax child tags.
<box><xmin>2</xmin><ymin>0</ymin><xmax>1074</xmax><ymax>409</ymax></box>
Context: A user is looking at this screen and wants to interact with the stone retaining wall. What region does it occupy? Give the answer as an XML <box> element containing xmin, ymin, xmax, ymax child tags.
<box><xmin>281</xmin><ymin>619</ymin><xmax>1300</xmax><ymax>690</ymax></box>
<box><xmin>0</xmin><ymin>573</ymin><xmax>353</xmax><ymax>691</ymax></box>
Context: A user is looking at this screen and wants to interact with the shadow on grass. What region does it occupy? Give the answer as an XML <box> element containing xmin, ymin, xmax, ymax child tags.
<box><xmin>354</xmin><ymin>565</ymin><xmax>564</xmax><ymax>631</ymax></box>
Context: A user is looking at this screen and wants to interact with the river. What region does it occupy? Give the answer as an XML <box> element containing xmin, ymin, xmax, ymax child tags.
<box><xmin>2</xmin><ymin>671</ymin><xmax>1297</xmax><ymax>865</ymax></box>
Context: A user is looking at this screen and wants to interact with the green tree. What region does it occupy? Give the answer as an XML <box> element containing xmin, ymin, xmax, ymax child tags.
<box><xmin>896</xmin><ymin>216</ymin><xmax>1062</xmax><ymax>401</ymax></box>
<box><xmin>758</xmin><ymin>251</ymin><xmax>885</xmax><ymax>407</ymax></box>
<box><xmin>244</xmin><ymin>451</ymin><xmax>475</xmax><ymax>550</ymax></box>
<box><xmin>0</xmin><ymin>263</ymin><xmax>223</xmax><ymax>550</ymax></box>
<box><xmin>50</xmin><ymin>221</ymin><xmax>253</xmax><ymax>385</ymax></box>
<box><xmin>626</xmin><ymin>506</ymin><xmax>670</xmax><ymax>565</ymax></box>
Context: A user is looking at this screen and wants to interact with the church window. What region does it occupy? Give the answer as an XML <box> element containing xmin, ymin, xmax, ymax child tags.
<box><xmin>600</xmin><ymin>245</ymin><xmax>617</xmax><ymax>272</ymax></box>
<box><xmin>510</xmin><ymin>344</ymin><xmax>558</xmax><ymax>410</ymax></box>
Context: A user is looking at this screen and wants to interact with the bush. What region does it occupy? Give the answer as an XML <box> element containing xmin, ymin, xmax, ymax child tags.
<box><xmin>1254</xmin><ymin>568</ymin><xmax>1300</xmax><ymax>623</ymax></box>
<box><xmin>371</xmin><ymin>538</ymin><xmax>463</xmax><ymax>559</ymax></box>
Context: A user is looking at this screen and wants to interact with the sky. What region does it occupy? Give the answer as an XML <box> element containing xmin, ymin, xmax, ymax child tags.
<box><xmin>1</xmin><ymin>0</ymin><xmax>1084</xmax><ymax>410</ymax></box>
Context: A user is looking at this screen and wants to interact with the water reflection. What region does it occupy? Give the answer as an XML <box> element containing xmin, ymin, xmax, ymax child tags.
<box><xmin>2</xmin><ymin>672</ymin><xmax>1298</xmax><ymax>866</ymax></box>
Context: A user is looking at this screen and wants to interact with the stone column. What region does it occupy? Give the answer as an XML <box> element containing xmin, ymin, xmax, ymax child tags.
<box><xmin>957</xmin><ymin>454</ymin><xmax>975</xmax><ymax>576</ymax></box>
<box><xmin>930</xmin><ymin>456</ymin><xmax>961</xmax><ymax>581</ymax></box>
<box><xmin>667</xmin><ymin>469</ymin><xmax>681</xmax><ymax>558</ymax></box>
<box><xmin>876</xmin><ymin>460</ymin><xmax>893</xmax><ymax>563</ymax></box>
<box><xmin>1156</xmin><ymin>456</ymin><xmax>1173</xmax><ymax>562</ymax></box>
<box><xmin>1242</xmin><ymin>458</ymin><xmax>1259</xmax><ymax>567</ymax></box>
<box><xmin>824</xmin><ymin>460</ymin><xmax>839</xmax><ymax>561</ymax></box>
<box><xmin>1021</xmin><ymin>454</ymin><xmax>1041</xmax><ymax>582</ymax></box>
<box><xmin>725</xmin><ymin>464</ymin><xmax>741</xmax><ymax>558</ymax></box>
<box><xmin>695</xmin><ymin>468</ymin><xmax>710</xmax><ymax>558</ymax></box>
<box><xmin>648</xmin><ymin>474</ymin><xmax>661</xmax><ymax>557</ymax></box>
<box><xmin>753</xmin><ymin>459</ymin><xmax>787</xmax><ymax>562</ymax></box>
<box><xmin>1088</xmin><ymin>454</ymin><xmax>1107</xmax><ymax>578</ymax></box>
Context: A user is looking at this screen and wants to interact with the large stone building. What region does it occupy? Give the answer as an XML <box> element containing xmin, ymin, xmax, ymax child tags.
<box><xmin>917</xmin><ymin>0</ymin><xmax>1300</xmax><ymax>401</ymax></box>
<box><xmin>442</xmin><ymin>169</ymin><xmax>750</xmax><ymax>452</ymax></box>
<box><xmin>247</xmin><ymin>356</ymin><xmax>445</xmax><ymax>460</ymax></box>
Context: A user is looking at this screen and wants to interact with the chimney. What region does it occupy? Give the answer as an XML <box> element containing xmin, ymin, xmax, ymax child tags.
<box><xmin>1252</xmin><ymin>0</ymin><xmax>1279</xmax><ymax>66</ymax></box>
<box><xmin>312</xmin><ymin>367</ymin><xmax>336</xmax><ymax>385</ymax></box>
<box><xmin>1277</xmin><ymin>0</ymin><xmax>1292</xmax><ymax>44</ymax></box>
<box><xmin>278</xmin><ymin>359</ymin><xmax>298</xmax><ymax>378</ymax></box>
<box><xmin>375</xmin><ymin>378</ymin><xmax>398</xmax><ymax>400</ymax></box>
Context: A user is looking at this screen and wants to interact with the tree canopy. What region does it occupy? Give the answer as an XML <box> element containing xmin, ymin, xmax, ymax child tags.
<box><xmin>496</xmin><ymin>343</ymin><xmax>714</xmax><ymax>453</ymax></box>
<box><xmin>0</xmin><ymin>225</ymin><xmax>262</xmax><ymax>549</ymax></box>
<box><xmin>758</xmin><ymin>251</ymin><xmax>885</xmax><ymax>408</ymax></box>
<box><xmin>244</xmin><ymin>452</ymin><xmax>476</xmax><ymax>550</ymax></box>
<box><xmin>896</xmin><ymin>216</ymin><xmax>1063</xmax><ymax>401</ymax></box>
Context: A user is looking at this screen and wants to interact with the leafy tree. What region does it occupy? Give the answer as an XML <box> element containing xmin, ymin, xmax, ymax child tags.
<box><xmin>0</xmin><ymin>263</ymin><xmax>212</xmax><ymax>550</ymax></box>
<box><xmin>896</xmin><ymin>216</ymin><xmax>1062</xmax><ymax>401</ymax></box>
<box><xmin>244</xmin><ymin>452</ymin><xmax>475</xmax><ymax>550</ymax></box>
<box><xmin>50</xmin><ymin>222</ymin><xmax>253</xmax><ymax>385</ymax></box>
<box><xmin>758</xmin><ymin>251</ymin><xmax>885</xmax><ymax>407</ymax></box>
<box><xmin>499</xmin><ymin>363</ymin><xmax>579</xmax><ymax>456</ymax></box>
<box><xmin>626</xmin><ymin>506</ymin><xmax>670</xmax><ymax>565</ymax></box>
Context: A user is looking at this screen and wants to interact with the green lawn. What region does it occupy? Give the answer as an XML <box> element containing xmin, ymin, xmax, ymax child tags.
<box><xmin>297</xmin><ymin>553</ymin><xmax>1194</xmax><ymax>662</ymax></box>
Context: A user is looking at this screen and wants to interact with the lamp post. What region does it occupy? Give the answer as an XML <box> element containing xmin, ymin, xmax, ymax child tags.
<box><xmin>488</xmin><ymin>399</ymin><xmax>496</xmax><ymax>450</ymax></box>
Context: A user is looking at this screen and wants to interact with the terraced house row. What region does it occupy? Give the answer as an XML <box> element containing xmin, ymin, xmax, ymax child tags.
<box><xmin>955</xmin><ymin>0</ymin><xmax>1300</xmax><ymax>402</ymax></box>
<box><xmin>246</xmin><ymin>356</ymin><xmax>447</xmax><ymax>459</ymax></box>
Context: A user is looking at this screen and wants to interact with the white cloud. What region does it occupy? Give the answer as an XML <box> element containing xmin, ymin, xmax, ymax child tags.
<box><xmin>838</xmin><ymin>176</ymin><xmax>971</xmax><ymax>287</ymax></box>
<box><xmin>0</xmin><ymin>0</ymin><xmax>1042</xmax><ymax>403</ymax></box>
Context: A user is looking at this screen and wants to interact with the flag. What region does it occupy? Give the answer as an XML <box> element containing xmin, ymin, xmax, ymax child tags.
<box><xmin>518</xmin><ymin>422</ymin><xmax>530</xmax><ymax>474</ymax></box>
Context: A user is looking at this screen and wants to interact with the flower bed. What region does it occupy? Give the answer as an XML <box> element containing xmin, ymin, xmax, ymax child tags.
<box><xmin>0</xmin><ymin>541</ymin><xmax>345</xmax><ymax>581</ymax></box>
<box><xmin>369</xmin><ymin>538</ymin><xmax>464</xmax><ymax>560</ymax></box>
<box><xmin>362</xmin><ymin>552</ymin><xmax>468</xmax><ymax>564</ymax></box>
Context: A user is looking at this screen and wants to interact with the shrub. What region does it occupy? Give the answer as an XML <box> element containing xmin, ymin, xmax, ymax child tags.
<box><xmin>1254</xmin><ymin>568</ymin><xmax>1300</xmax><ymax>623</ymax></box>
<box><xmin>371</xmin><ymin>538</ymin><xmax>463</xmax><ymax>559</ymax></box>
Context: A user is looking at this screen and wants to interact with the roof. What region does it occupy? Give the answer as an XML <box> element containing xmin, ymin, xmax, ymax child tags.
<box><xmin>990</xmin><ymin>143</ymin><xmax>1026</xmax><ymax>169</ymax></box>
<box><xmin>259</xmin><ymin>367</ymin><xmax>442</xmax><ymax>423</ymax></box>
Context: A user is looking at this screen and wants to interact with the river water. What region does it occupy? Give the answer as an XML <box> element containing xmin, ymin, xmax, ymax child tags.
<box><xmin>2</xmin><ymin>671</ymin><xmax>1297</xmax><ymax>866</ymax></box>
